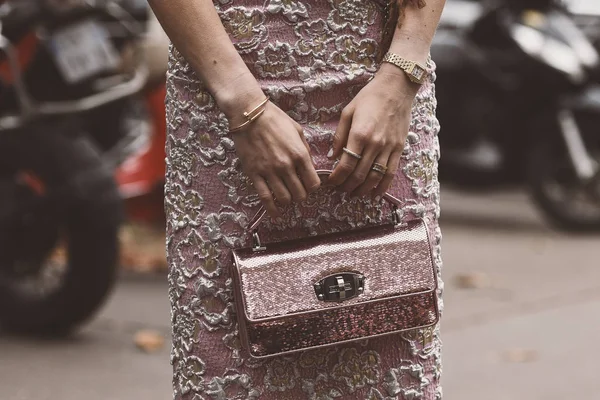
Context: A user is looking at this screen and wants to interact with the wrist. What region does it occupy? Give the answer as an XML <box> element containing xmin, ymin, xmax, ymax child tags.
<box><xmin>212</xmin><ymin>72</ymin><xmax>265</xmax><ymax>126</ymax></box>
<box><xmin>375</xmin><ymin>63</ymin><xmax>420</xmax><ymax>98</ymax></box>
<box><xmin>386</xmin><ymin>32</ymin><xmax>431</xmax><ymax>66</ymax></box>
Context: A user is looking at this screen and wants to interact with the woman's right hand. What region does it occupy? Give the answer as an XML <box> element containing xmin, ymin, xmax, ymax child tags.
<box><xmin>229</xmin><ymin>102</ymin><xmax>321</xmax><ymax>217</ymax></box>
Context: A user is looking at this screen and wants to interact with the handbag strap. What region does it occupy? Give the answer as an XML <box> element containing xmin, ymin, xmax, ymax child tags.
<box><xmin>247</xmin><ymin>169</ymin><xmax>404</xmax><ymax>234</ymax></box>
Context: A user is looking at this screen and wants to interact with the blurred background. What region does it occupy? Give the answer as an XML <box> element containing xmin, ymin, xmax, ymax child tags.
<box><xmin>0</xmin><ymin>0</ymin><xmax>599</xmax><ymax>399</ymax></box>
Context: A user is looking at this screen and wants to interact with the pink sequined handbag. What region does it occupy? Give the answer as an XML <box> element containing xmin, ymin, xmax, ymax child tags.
<box><xmin>231</xmin><ymin>172</ymin><xmax>439</xmax><ymax>359</ymax></box>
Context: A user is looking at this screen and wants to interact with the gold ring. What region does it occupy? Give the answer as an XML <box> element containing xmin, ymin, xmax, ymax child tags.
<box><xmin>343</xmin><ymin>147</ymin><xmax>362</xmax><ymax>160</ymax></box>
<box><xmin>371</xmin><ymin>162</ymin><xmax>388</xmax><ymax>175</ymax></box>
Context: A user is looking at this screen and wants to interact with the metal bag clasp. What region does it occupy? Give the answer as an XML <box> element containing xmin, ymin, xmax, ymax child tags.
<box><xmin>313</xmin><ymin>273</ymin><xmax>365</xmax><ymax>302</ymax></box>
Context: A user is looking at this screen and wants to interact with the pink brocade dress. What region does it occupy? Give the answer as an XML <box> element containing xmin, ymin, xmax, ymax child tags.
<box><xmin>164</xmin><ymin>0</ymin><xmax>443</xmax><ymax>399</ymax></box>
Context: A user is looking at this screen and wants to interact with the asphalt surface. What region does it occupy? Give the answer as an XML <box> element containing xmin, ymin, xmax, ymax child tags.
<box><xmin>1</xmin><ymin>188</ymin><xmax>599</xmax><ymax>400</ymax></box>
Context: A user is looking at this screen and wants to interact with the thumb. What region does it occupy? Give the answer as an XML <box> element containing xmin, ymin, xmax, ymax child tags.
<box><xmin>330</xmin><ymin>106</ymin><xmax>353</xmax><ymax>159</ymax></box>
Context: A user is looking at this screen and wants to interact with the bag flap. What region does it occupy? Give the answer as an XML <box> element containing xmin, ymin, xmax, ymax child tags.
<box><xmin>232</xmin><ymin>219</ymin><xmax>436</xmax><ymax>321</ymax></box>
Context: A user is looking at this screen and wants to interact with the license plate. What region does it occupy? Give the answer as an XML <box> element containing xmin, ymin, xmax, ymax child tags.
<box><xmin>49</xmin><ymin>20</ymin><xmax>120</xmax><ymax>84</ymax></box>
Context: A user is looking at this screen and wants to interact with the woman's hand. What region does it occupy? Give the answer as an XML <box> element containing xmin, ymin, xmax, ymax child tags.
<box><xmin>149</xmin><ymin>0</ymin><xmax>321</xmax><ymax>216</ymax></box>
<box><xmin>328</xmin><ymin>65</ymin><xmax>419</xmax><ymax>197</ymax></box>
<box><xmin>230</xmin><ymin>102</ymin><xmax>321</xmax><ymax>217</ymax></box>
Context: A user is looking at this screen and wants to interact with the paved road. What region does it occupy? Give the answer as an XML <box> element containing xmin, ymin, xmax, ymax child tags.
<box><xmin>1</xmin><ymin>189</ymin><xmax>599</xmax><ymax>400</ymax></box>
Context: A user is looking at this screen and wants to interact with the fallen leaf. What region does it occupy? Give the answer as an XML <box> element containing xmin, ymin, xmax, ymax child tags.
<box><xmin>453</xmin><ymin>271</ymin><xmax>491</xmax><ymax>289</ymax></box>
<box><xmin>134</xmin><ymin>329</ymin><xmax>165</xmax><ymax>353</ymax></box>
<box><xmin>502</xmin><ymin>348</ymin><xmax>538</xmax><ymax>363</ymax></box>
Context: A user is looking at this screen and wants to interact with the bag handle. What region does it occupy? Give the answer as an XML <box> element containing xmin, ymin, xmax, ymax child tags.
<box><xmin>248</xmin><ymin>169</ymin><xmax>404</xmax><ymax>251</ymax></box>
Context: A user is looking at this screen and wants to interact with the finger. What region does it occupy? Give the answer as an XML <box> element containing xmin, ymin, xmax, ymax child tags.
<box><xmin>329</xmin><ymin>105</ymin><xmax>354</xmax><ymax>160</ymax></box>
<box><xmin>292</xmin><ymin>121</ymin><xmax>320</xmax><ymax>193</ymax></box>
<box><xmin>339</xmin><ymin>144</ymin><xmax>379</xmax><ymax>193</ymax></box>
<box><xmin>283</xmin><ymin>169</ymin><xmax>308</xmax><ymax>202</ymax></box>
<box><xmin>266</xmin><ymin>174</ymin><xmax>293</xmax><ymax>207</ymax></box>
<box><xmin>252</xmin><ymin>175</ymin><xmax>280</xmax><ymax>217</ymax></box>
<box><xmin>328</xmin><ymin>145</ymin><xmax>363</xmax><ymax>186</ymax></box>
<box><xmin>373</xmin><ymin>150</ymin><xmax>402</xmax><ymax>197</ymax></box>
<box><xmin>297</xmin><ymin>157</ymin><xmax>321</xmax><ymax>194</ymax></box>
<box><xmin>352</xmin><ymin>150</ymin><xmax>391</xmax><ymax>197</ymax></box>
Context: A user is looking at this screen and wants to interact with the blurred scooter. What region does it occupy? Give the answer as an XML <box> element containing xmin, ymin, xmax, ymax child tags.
<box><xmin>0</xmin><ymin>0</ymin><xmax>151</xmax><ymax>334</ymax></box>
<box><xmin>433</xmin><ymin>0</ymin><xmax>600</xmax><ymax>231</ymax></box>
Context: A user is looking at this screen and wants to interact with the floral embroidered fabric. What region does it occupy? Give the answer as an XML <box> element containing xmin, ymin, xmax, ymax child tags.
<box><xmin>165</xmin><ymin>0</ymin><xmax>443</xmax><ymax>398</ymax></box>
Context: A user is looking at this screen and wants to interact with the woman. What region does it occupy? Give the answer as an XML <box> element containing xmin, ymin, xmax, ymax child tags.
<box><xmin>150</xmin><ymin>0</ymin><xmax>445</xmax><ymax>398</ymax></box>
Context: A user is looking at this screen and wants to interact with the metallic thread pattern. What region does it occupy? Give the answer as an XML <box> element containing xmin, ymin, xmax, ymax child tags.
<box><xmin>165</xmin><ymin>0</ymin><xmax>443</xmax><ymax>398</ymax></box>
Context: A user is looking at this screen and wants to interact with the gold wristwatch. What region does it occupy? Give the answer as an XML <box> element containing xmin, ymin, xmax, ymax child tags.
<box><xmin>382</xmin><ymin>52</ymin><xmax>428</xmax><ymax>85</ymax></box>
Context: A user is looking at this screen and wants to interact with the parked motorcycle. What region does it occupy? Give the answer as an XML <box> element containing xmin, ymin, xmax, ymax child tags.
<box><xmin>0</xmin><ymin>0</ymin><xmax>151</xmax><ymax>334</ymax></box>
<box><xmin>432</xmin><ymin>0</ymin><xmax>600</xmax><ymax>231</ymax></box>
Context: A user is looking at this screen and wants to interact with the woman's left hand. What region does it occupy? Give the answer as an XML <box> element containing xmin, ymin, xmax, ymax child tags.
<box><xmin>328</xmin><ymin>65</ymin><xmax>420</xmax><ymax>197</ymax></box>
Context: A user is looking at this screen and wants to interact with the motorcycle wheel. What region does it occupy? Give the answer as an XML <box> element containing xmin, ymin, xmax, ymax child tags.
<box><xmin>0</xmin><ymin>127</ymin><xmax>122</xmax><ymax>335</ymax></box>
<box><xmin>528</xmin><ymin>139</ymin><xmax>600</xmax><ymax>232</ymax></box>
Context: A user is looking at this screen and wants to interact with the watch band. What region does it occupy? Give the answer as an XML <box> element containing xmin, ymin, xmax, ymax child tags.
<box><xmin>382</xmin><ymin>53</ymin><xmax>428</xmax><ymax>85</ymax></box>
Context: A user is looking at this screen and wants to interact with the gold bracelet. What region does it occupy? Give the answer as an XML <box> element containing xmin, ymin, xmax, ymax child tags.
<box><xmin>228</xmin><ymin>96</ymin><xmax>270</xmax><ymax>133</ymax></box>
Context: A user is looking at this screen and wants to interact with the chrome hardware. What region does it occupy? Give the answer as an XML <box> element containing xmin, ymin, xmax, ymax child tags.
<box><xmin>252</xmin><ymin>230</ymin><xmax>266</xmax><ymax>252</ymax></box>
<box><xmin>313</xmin><ymin>273</ymin><xmax>365</xmax><ymax>302</ymax></box>
<box><xmin>392</xmin><ymin>206</ymin><xmax>401</xmax><ymax>225</ymax></box>
<box><xmin>558</xmin><ymin>108</ymin><xmax>598</xmax><ymax>180</ymax></box>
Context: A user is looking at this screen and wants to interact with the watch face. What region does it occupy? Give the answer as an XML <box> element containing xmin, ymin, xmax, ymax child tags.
<box><xmin>411</xmin><ymin>65</ymin><xmax>425</xmax><ymax>81</ymax></box>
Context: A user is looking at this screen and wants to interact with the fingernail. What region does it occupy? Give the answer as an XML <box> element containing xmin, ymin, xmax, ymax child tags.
<box><xmin>327</xmin><ymin>148</ymin><xmax>334</xmax><ymax>158</ymax></box>
<box><xmin>374</xmin><ymin>195</ymin><xmax>381</xmax><ymax>202</ymax></box>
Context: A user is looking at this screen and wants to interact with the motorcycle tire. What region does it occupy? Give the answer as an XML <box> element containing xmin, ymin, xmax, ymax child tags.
<box><xmin>528</xmin><ymin>139</ymin><xmax>600</xmax><ymax>232</ymax></box>
<box><xmin>0</xmin><ymin>124</ymin><xmax>122</xmax><ymax>335</ymax></box>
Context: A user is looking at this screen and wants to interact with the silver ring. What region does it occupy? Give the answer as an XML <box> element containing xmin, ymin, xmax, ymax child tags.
<box><xmin>343</xmin><ymin>147</ymin><xmax>362</xmax><ymax>160</ymax></box>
